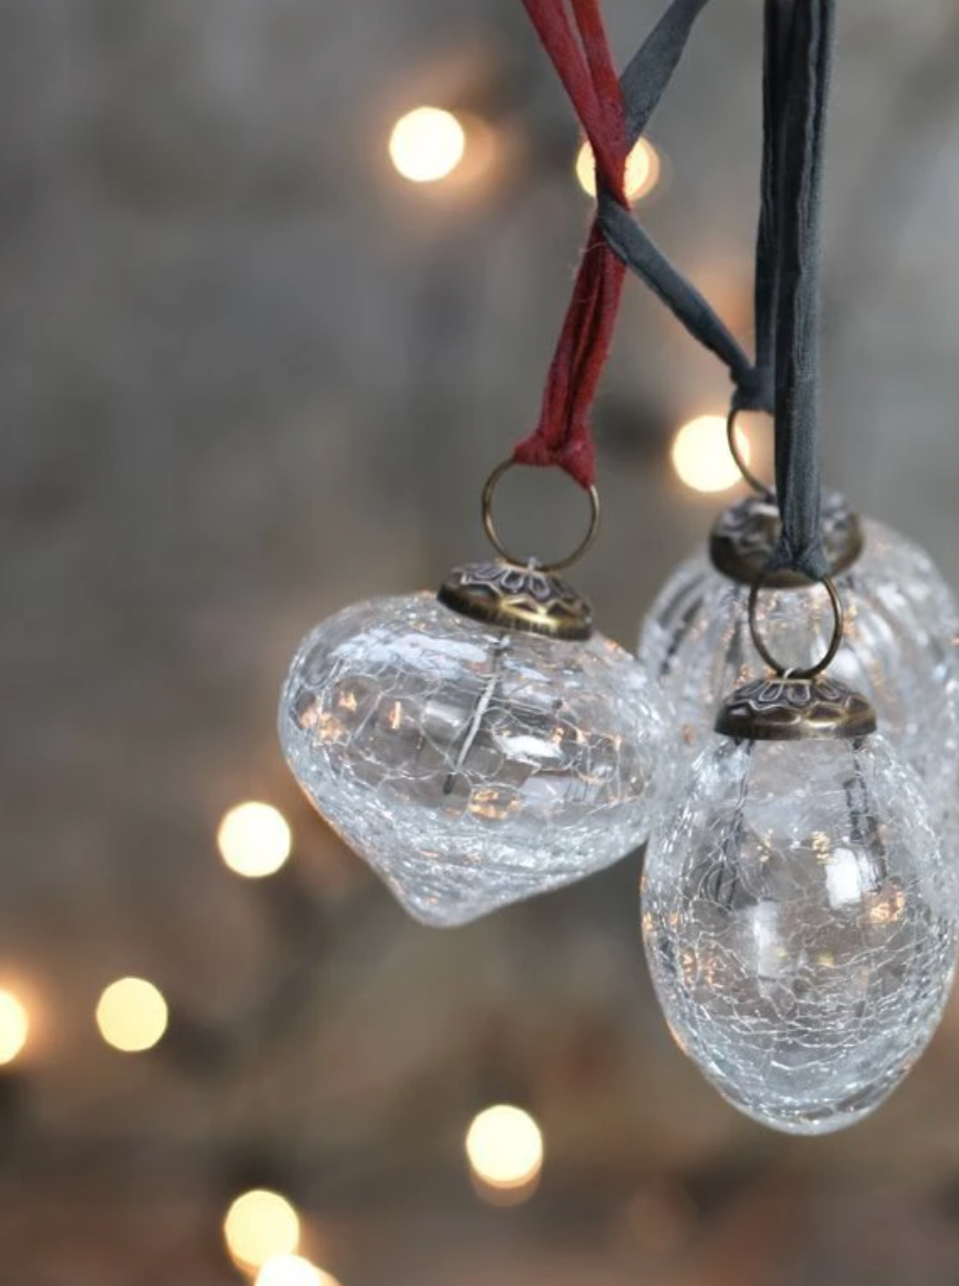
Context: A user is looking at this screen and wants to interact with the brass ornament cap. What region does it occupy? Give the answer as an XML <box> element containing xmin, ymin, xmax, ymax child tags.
<box><xmin>709</xmin><ymin>492</ymin><xmax>863</xmax><ymax>587</ymax></box>
<box><xmin>437</xmin><ymin>560</ymin><xmax>593</xmax><ymax>641</ymax></box>
<box><xmin>715</xmin><ymin>676</ymin><xmax>878</xmax><ymax>742</ymax></box>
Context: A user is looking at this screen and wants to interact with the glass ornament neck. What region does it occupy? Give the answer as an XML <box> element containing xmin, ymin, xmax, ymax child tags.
<box><xmin>710</xmin><ymin>492</ymin><xmax>863</xmax><ymax>588</ymax></box>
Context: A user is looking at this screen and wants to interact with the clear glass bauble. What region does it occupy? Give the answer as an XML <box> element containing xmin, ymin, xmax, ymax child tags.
<box><xmin>280</xmin><ymin>592</ymin><xmax>669</xmax><ymax>926</ymax></box>
<box><xmin>642</xmin><ymin>728</ymin><xmax>959</xmax><ymax>1135</ymax></box>
<box><xmin>639</xmin><ymin>508</ymin><xmax>959</xmax><ymax>813</ymax></box>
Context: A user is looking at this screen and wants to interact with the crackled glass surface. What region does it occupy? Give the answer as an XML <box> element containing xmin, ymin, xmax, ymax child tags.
<box><xmin>280</xmin><ymin>593</ymin><xmax>668</xmax><ymax>926</ymax></box>
<box><xmin>642</xmin><ymin>734</ymin><xmax>959</xmax><ymax>1134</ymax></box>
<box><xmin>639</xmin><ymin>519</ymin><xmax>959</xmax><ymax>813</ymax></box>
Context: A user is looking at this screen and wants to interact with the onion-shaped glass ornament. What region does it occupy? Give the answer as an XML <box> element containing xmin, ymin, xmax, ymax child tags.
<box><xmin>639</xmin><ymin>493</ymin><xmax>959</xmax><ymax>817</ymax></box>
<box><xmin>280</xmin><ymin>469</ymin><xmax>668</xmax><ymax>927</ymax></box>
<box><xmin>642</xmin><ymin>652</ymin><xmax>959</xmax><ymax>1135</ymax></box>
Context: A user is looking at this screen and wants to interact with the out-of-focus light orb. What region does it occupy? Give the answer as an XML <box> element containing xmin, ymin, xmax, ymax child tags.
<box><xmin>0</xmin><ymin>989</ymin><xmax>29</xmax><ymax>1065</ymax></box>
<box><xmin>256</xmin><ymin>1255</ymin><xmax>342</xmax><ymax>1286</ymax></box>
<box><xmin>95</xmin><ymin>977</ymin><xmax>168</xmax><ymax>1053</ymax></box>
<box><xmin>224</xmin><ymin>1190</ymin><xmax>300</xmax><ymax>1270</ymax></box>
<box><xmin>576</xmin><ymin>137</ymin><xmax>660</xmax><ymax>202</ymax></box>
<box><xmin>217</xmin><ymin>801</ymin><xmax>291</xmax><ymax>878</ymax></box>
<box><xmin>389</xmin><ymin>107</ymin><xmax>466</xmax><ymax>183</ymax></box>
<box><xmin>465</xmin><ymin>1104</ymin><xmax>544</xmax><ymax>1191</ymax></box>
<box><xmin>671</xmin><ymin>414</ymin><xmax>749</xmax><ymax>494</ymax></box>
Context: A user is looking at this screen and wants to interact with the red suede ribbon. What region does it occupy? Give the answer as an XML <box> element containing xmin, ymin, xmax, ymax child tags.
<box><xmin>514</xmin><ymin>0</ymin><xmax>629</xmax><ymax>488</ymax></box>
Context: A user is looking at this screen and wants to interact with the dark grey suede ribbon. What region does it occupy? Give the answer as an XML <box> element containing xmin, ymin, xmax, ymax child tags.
<box><xmin>596</xmin><ymin>0</ymin><xmax>835</xmax><ymax>579</ymax></box>
<box><xmin>765</xmin><ymin>0</ymin><xmax>834</xmax><ymax>578</ymax></box>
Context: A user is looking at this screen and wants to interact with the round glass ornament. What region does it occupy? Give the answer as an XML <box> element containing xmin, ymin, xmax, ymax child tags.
<box><xmin>642</xmin><ymin>674</ymin><xmax>959</xmax><ymax>1135</ymax></box>
<box><xmin>638</xmin><ymin>493</ymin><xmax>959</xmax><ymax>810</ymax></box>
<box><xmin>280</xmin><ymin>560</ymin><xmax>669</xmax><ymax>927</ymax></box>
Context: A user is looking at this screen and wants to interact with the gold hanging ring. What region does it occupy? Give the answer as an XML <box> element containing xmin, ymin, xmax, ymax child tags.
<box><xmin>727</xmin><ymin>407</ymin><xmax>774</xmax><ymax>499</ymax></box>
<box><xmin>748</xmin><ymin>573</ymin><xmax>844</xmax><ymax>679</ymax></box>
<box><xmin>481</xmin><ymin>459</ymin><xmax>600</xmax><ymax>573</ymax></box>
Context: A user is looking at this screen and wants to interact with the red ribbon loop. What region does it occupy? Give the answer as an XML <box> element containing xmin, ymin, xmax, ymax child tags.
<box><xmin>514</xmin><ymin>0</ymin><xmax>629</xmax><ymax>489</ymax></box>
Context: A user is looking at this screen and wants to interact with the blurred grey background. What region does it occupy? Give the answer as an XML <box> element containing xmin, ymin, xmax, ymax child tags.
<box><xmin>3</xmin><ymin>0</ymin><xmax>959</xmax><ymax>1282</ymax></box>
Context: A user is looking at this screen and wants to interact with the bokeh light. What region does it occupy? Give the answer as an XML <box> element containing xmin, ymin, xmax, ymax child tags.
<box><xmin>0</xmin><ymin>989</ymin><xmax>29</xmax><ymax>1065</ymax></box>
<box><xmin>218</xmin><ymin>801</ymin><xmax>292</xmax><ymax>879</ymax></box>
<box><xmin>576</xmin><ymin>137</ymin><xmax>661</xmax><ymax>202</ymax></box>
<box><xmin>95</xmin><ymin>977</ymin><xmax>168</xmax><ymax>1053</ymax></box>
<box><xmin>465</xmin><ymin>1104</ymin><xmax>544</xmax><ymax>1201</ymax></box>
<box><xmin>671</xmin><ymin>413</ymin><xmax>750</xmax><ymax>493</ymax></box>
<box><xmin>224</xmin><ymin>1190</ymin><xmax>300</xmax><ymax>1270</ymax></box>
<box><xmin>256</xmin><ymin>1257</ymin><xmax>319</xmax><ymax>1286</ymax></box>
<box><xmin>256</xmin><ymin>1255</ymin><xmax>343</xmax><ymax>1286</ymax></box>
<box><xmin>389</xmin><ymin>107</ymin><xmax>466</xmax><ymax>183</ymax></box>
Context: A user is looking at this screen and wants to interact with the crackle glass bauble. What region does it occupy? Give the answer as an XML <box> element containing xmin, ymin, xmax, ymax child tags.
<box><xmin>638</xmin><ymin>497</ymin><xmax>959</xmax><ymax>809</ymax></box>
<box><xmin>280</xmin><ymin>585</ymin><xmax>668</xmax><ymax>927</ymax></box>
<box><xmin>642</xmin><ymin>695</ymin><xmax>959</xmax><ymax>1135</ymax></box>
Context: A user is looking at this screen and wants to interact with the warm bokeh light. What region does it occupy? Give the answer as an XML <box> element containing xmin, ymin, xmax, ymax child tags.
<box><xmin>224</xmin><ymin>1190</ymin><xmax>300</xmax><ymax>1271</ymax></box>
<box><xmin>389</xmin><ymin>106</ymin><xmax>466</xmax><ymax>183</ymax></box>
<box><xmin>0</xmin><ymin>989</ymin><xmax>29</xmax><ymax>1065</ymax></box>
<box><xmin>95</xmin><ymin>977</ymin><xmax>168</xmax><ymax>1053</ymax></box>
<box><xmin>465</xmin><ymin>1104</ymin><xmax>544</xmax><ymax>1196</ymax></box>
<box><xmin>217</xmin><ymin>801</ymin><xmax>292</xmax><ymax>878</ymax></box>
<box><xmin>671</xmin><ymin>414</ymin><xmax>750</xmax><ymax>493</ymax></box>
<box><xmin>576</xmin><ymin>137</ymin><xmax>660</xmax><ymax>202</ymax></box>
<box><xmin>256</xmin><ymin>1255</ymin><xmax>343</xmax><ymax>1286</ymax></box>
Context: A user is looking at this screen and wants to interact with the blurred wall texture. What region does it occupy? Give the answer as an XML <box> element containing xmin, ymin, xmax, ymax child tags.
<box><xmin>3</xmin><ymin>1</ymin><xmax>959</xmax><ymax>1283</ymax></box>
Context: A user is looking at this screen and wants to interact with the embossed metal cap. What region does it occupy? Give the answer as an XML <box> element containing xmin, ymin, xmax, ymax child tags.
<box><xmin>437</xmin><ymin>561</ymin><xmax>593</xmax><ymax>641</ymax></box>
<box><xmin>709</xmin><ymin>492</ymin><xmax>863</xmax><ymax>588</ymax></box>
<box><xmin>715</xmin><ymin>676</ymin><xmax>878</xmax><ymax>742</ymax></box>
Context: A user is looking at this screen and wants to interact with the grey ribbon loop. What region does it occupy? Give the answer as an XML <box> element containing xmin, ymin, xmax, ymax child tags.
<box><xmin>596</xmin><ymin>0</ymin><xmax>775</xmax><ymax>418</ymax></box>
<box><xmin>765</xmin><ymin>0</ymin><xmax>833</xmax><ymax>580</ymax></box>
<box><xmin>731</xmin><ymin>366</ymin><xmax>775</xmax><ymax>414</ymax></box>
<box><xmin>619</xmin><ymin>0</ymin><xmax>713</xmax><ymax>141</ymax></box>
<box><xmin>596</xmin><ymin>193</ymin><xmax>757</xmax><ymax>393</ymax></box>
<box><xmin>592</xmin><ymin>0</ymin><xmax>834</xmax><ymax>581</ymax></box>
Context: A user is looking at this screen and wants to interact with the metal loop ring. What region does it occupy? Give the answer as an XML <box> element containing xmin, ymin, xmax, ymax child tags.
<box><xmin>727</xmin><ymin>407</ymin><xmax>774</xmax><ymax>499</ymax></box>
<box><xmin>748</xmin><ymin>574</ymin><xmax>844</xmax><ymax>680</ymax></box>
<box><xmin>481</xmin><ymin>459</ymin><xmax>600</xmax><ymax>574</ymax></box>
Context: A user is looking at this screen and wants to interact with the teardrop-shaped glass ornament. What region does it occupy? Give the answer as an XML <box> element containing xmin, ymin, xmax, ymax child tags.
<box><xmin>639</xmin><ymin>494</ymin><xmax>959</xmax><ymax>817</ymax></box>
<box><xmin>280</xmin><ymin>561</ymin><xmax>669</xmax><ymax>927</ymax></box>
<box><xmin>642</xmin><ymin>675</ymin><xmax>959</xmax><ymax>1135</ymax></box>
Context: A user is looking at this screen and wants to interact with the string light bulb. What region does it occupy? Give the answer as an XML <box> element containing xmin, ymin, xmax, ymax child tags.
<box><xmin>389</xmin><ymin>106</ymin><xmax>466</xmax><ymax>183</ymax></box>
<box><xmin>576</xmin><ymin>137</ymin><xmax>660</xmax><ymax>202</ymax></box>
<box><xmin>95</xmin><ymin>977</ymin><xmax>168</xmax><ymax>1053</ymax></box>
<box><xmin>465</xmin><ymin>1104</ymin><xmax>544</xmax><ymax>1199</ymax></box>
<box><xmin>256</xmin><ymin>1256</ymin><xmax>342</xmax><ymax>1286</ymax></box>
<box><xmin>671</xmin><ymin>414</ymin><xmax>749</xmax><ymax>494</ymax></box>
<box><xmin>217</xmin><ymin>801</ymin><xmax>292</xmax><ymax>878</ymax></box>
<box><xmin>223</xmin><ymin>1190</ymin><xmax>300</xmax><ymax>1271</ymax></box>
<box><xmin>0</xmin><ymin>989</ymin><xmax>29</xmax><ymax>1065</ymax></box>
